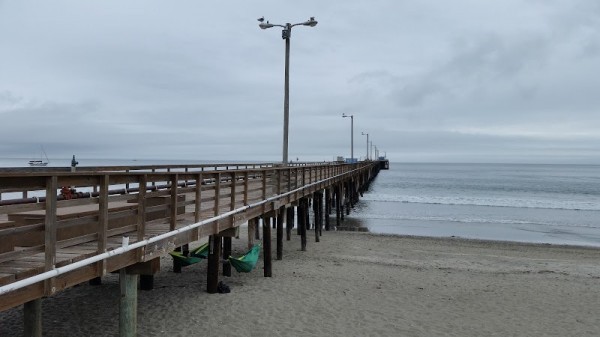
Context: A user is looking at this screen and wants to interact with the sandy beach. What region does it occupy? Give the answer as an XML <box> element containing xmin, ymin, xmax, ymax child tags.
<box><xmin>1</xmin><ymin>229</ymin><xmax>600</xmax><ymax>336</ymax></box>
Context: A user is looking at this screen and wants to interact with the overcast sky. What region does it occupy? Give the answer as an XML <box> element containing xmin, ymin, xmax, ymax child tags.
<box><xmin>1</xmin><ymin>1</ymin><xmax>599</xmax><ymax>164</ymax></box>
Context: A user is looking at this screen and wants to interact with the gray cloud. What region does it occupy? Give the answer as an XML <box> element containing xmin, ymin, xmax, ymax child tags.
<box><xmin>0</xmin><ymin>0</ymin><xmax>599</xmax><ymax>164</ymax></box>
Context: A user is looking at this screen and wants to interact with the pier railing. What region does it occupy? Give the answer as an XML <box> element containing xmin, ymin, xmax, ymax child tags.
<box><xmin>0</xmin><ymin>161</ymin><xmax>380</xmax><ymax>311</ymax></box>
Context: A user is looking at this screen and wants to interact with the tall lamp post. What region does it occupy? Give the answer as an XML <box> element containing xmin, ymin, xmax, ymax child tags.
<box><xmin>258</xmin><ymin>16</ymin><xmax>318</xmax><ymax>165</ymax></box>
<box><xmin>342</xmin><ymin>113</ymin><xmax>354</xmax><ymax>162</ymax></box>
<box><xmin>361</xmin><ymin>132</ymin><xmax>369</xmax><ymax>160</ymax></box>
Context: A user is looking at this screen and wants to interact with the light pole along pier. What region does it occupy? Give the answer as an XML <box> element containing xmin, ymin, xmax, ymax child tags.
<box><xmin>342</xmin><ymin>113</ymin><xmax>354</xmax><ymax>162</ymax></box>
<box><xmin>258</xmin><ymin>16</ymin><xmax>317</xmax><ymax>165</ymax></box>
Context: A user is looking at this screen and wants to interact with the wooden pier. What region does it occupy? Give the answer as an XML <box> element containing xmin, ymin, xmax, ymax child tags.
<box><xmin>0</xmin><ymin>161</ymin><xmax>383</xmax><ymax>336</ymax></box>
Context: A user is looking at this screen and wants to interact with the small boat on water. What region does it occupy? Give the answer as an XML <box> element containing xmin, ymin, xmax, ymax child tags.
<box><xmin>28</xmin><ymin>147</ymin><xmax>50</xmax><ymax>167</ymax></box>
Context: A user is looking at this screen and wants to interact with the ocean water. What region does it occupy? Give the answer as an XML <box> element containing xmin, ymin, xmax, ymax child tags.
<box><xmin>3</xmin><ymin>158</ymin><xmax>600</xmax><ymax>247</ymax></box>
<box><xmin>345</xmin><ymin>163</ymin><xmax>600</xmax><ymax>247</ymax></box>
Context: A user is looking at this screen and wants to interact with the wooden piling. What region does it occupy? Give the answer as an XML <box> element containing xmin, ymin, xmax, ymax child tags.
<box><xmin>286</xmin><ymin>206</ymin><xmax>294</xmax><ymax>241</ymax></box>
<box><xmin>89</xmin><ymin>277</ymin><xmax>102</xmax><ymax>286</ymax></box>
<box><xmin>248</xmin><ymin>217</ymin><xmax>256</xmax><ymax>250</ymax></box>
<box><xmin>318</xmin><ymin>191</ymin><xmax>323</xmax><ymax>236</ymax></box>
<box><xmin>296</xmin><ymin>202</ymin><xmax>302</xmax><ymax>236</ymax></box>
<box><xmin>276</xmin><ymin>207</ymin><xmax>284</xmax><ymax>260</ymax></box>
<box><xmin>345</xmin><ymin>181</ymin><xmax>351</xmax><ymax>216</ymax></box>
<box><xmin>255</xmin><ymin>217</ymin><xmax>261</xmax><ymax>240</ymax></box>
<box><xmin>300</xmin><ymin>199</ymin><xmax>307</xmax><ymax>251</ymax></box>
<box><xmin>223</xmin><ymin>236</ymin><xmax>232</xmax><ymax>277</ymax></box>
<box><xmin>140</xmin><ymin>275</ymin><xmax>154</xmax><ymax>291</ymax></box>
<box><xmin>335</xmin><ymin>185</ymin><xmax>341</xmax><ymax>227</ymax></box>
<box><xmin>263</xmin><ymin>217</ymin><xmax>272</xmax><ymax>277</ymax></box>
<box><xmin>119</xmin><ymin>269</ymin><xmax>138</xmax><ymax>337</ymax></box>
<box><xmin>173</xmin><ymin>246</ymin><xmax>182</xmax><ymax>273</ymax></box>
<box><xmin>313</xmin><ymin>193</ymin><xmax>320</xmax><ymax>242</ymax></box>
<box><xmin>308</xmin><ymin>198</ymin><xmax>313</xmax><ymax>230</ymax></box>
<box><xmin>207</xmin><ymin>235</ymin><xmax>221</xmax><ymax>293</ymax></box>
<box><xmin>325</xmin><ymin>188</ymin><xmax>331</xmax><ymax>231</ymax></box>
<box><xmin>24</xmin><ymin>298</ymin><xmax>42</xmax><ymax>337</ymax></box>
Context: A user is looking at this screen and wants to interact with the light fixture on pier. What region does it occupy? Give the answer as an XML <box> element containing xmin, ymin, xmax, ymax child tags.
<box><xmin>342</xmin><ymin>113</ymin><xmax>354</xmax><ymax>162</ymax></box>
<box><xmin>258</xmin><ymin>16</ymin><xmax>318</xmax><ymax>165</ymax></box>
<box><xmin>361</xmin><ymin>132</ymin><xmax>369</xmax><ymax>160</ymax></box>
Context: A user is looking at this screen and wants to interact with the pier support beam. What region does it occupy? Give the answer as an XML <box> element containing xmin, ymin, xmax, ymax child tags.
<box><xmin>263</xmin><ymin>216</ymin><xmax>272</xmax><ymax>277</ymax></box>
<box><xmin>254</xmin><ymin>218</ymin><xmax>261</xmax><ymax>240</ymax></box>
<box><xmin>223</xmin><ymin>237</ymin><xmax>232</xmax><ymax>277</ymax></box>
<box><xmin>296</xmin><ymin>203</ymin><xmax>302</xmax><ymax>236</ymax></box>
<box><xmin>317</xmin><ymin>191</ymin><xmax>323</xmax><ymax>237</ymax></box>
<box><xmin>286</xmin><ymin>206</ymin><xmax>294</xmax><ymax>241</ymax></box>
<box><xmin>89</xmin><ymin>277</ymin><xmax>102</xmax><ymax>286</ymax></box>
<box><xmin>207</xmin><ymin>235</ymin><xmax>221</xmax><ymax>293</ymax></box>
<box><xmin>24</xmin><ymin>298</ymin><xmax>42</xmax><ymax>337</ymax></box>
<box><xmin>276</xmin><ymin>207</ymin><xmax>284</xmax><ymax>260</ymax></box>
<box><xmin>140</xmin><ymin>275</ymin><xmax>154</xmax><ymax>291</ymax></box>
<box><xmin>300</xmin><ymin>198</ymin><xmax>307</xmax><ymax>251</ymax></box>
<box><xmin>313</xmin><ymin>192</ymin><xmax>320</xmax><ymax>242</ymax></box>
<box><xmin>248</xmin><ymin>217</ymin><xmax>256</xmax><ymax>250</ymax></box>
<box><xmin>172</xmin><ymin>246</ymin><xmax>182</xmax><ymax>274</ymax></box>
<box><xmin>345</xmin><ymin>181</ymin><xmax>351</xmax><ymax>216</ymax></box>
<box><xmin>124</xmin><ymin>258</ymin><xmax>159</xmax><ymax>291</ymax></box>
<box><xmin>119</xmin><ymin>269</ymin><xmax>138</xmax><ymax>337</ymax></box>
<box><xmin>325</xmin><ymin>188</ymin><xmax>331</xmax><ymax>231</ymax></box>
<box><xmin>336</xmin><ymin>185</ymin><xmax>342</xmax><ymax>224</ymax></box>
<box><xmin>173</xmin><ymin>244</ymin><xmax>189</xmax><ymax>274</ymax></box>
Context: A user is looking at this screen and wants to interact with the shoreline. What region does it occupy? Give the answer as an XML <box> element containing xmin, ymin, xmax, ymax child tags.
<box><xmin>360</xmin><ymin>231</ymin><xmax>600</xmax><ymax>251</ymax></box>
<box><xmin>2</xmin><ymin>230</ymin><xmax>600</xmax><ymax>336</ymax></box>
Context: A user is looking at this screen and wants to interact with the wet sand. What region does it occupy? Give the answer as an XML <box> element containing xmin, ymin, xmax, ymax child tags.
<box><xmin>2</xmin><ymin>230</ymin><xmax>600</xmax><ymax>336</ymax></box>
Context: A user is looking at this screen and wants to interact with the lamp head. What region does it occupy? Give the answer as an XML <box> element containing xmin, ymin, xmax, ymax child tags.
<box><xmin>303</xmin><ymin>17</ymin><xmax>318</xmax><ymax>27</ymax></box>
<box><xmin>259</xmin><ymin>21</ymin><xmax>274</xmax><ymax>29</ymax></box>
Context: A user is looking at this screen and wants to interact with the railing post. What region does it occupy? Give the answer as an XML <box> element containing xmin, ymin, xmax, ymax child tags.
<box><xmin>287</xmin><ymin>167</ymin><xmax>292</xmax><ymax>195</ymax></box>
<box><xmin>98</xmin><ymin>175</ymin><xmax>109</xmax><ymax>276</ymax></box>
<box><xmin>44</xmin><ymin>176</ymin><xmax>57</xmax><ymax>296</ymax></box>
<box><xmin>243</xmin><ymin>172</ymin><xmax>249</xmax><ymax>206</ymax></box>
<box><xmin>137</xmin><ymin>174</ymin><xmax>146</xmax><ymax>241</ymax></box>
<box><xmin>277</xmin><ymin>169</ymin><xmax>281</xmax><ymax>195</ymax></box>
<box><xmin>195</xmin><ymin>173</ymin><xmax>203</xmax><ymax>223</ymax></box>
<box><xmin>170</xmin><ymin>174</ymin><xmax>178</xmax><ymax>231</ymax></box>
<box><xmin>262</xmin><ymin>171</ymin><xmax>267</xmax><ymax>214</ymax></box>
<box><xmin>230</xmin><ymin>172</ymin><xmax>236</xmax><ymax>212</ymax></box>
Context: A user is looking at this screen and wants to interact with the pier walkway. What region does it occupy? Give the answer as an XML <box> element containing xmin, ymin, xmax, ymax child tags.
<box><xmin>0</xmin><ymin>161</ymin><xmax>383</xmax><ymax>336</ymax></box>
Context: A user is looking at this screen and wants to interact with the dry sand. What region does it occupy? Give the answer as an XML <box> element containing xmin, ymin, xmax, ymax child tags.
<box><xmin>2</xmin><ymin>229</ymin><xmax>600</xmax><ymax>336</ymax></box>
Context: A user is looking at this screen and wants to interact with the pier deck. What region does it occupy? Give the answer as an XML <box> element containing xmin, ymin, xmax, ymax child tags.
<box><xmin>0</xmin><ymin>161</ymin><xmax>382</xmax><ymax>331</ymax></box>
